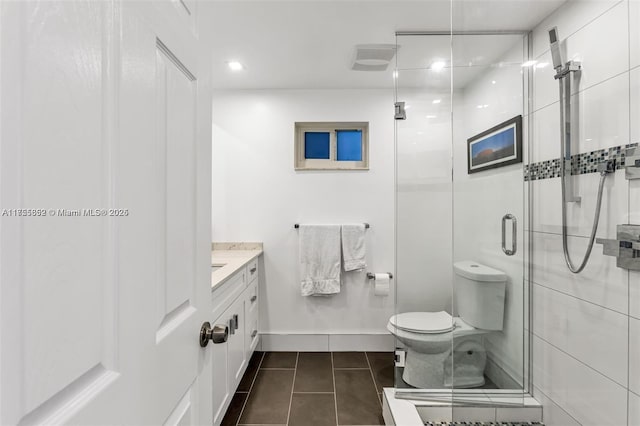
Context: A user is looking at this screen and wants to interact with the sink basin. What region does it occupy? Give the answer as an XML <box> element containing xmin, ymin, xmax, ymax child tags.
<box><xmin>211</xmin><ymin>263</ymin><xmax>226</xmax><ymax>272</ymax></box>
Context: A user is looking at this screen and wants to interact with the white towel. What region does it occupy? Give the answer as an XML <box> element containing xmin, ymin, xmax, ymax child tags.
<box><xmin>341</xmin><ymin>224</ymin><xmax>366</xmax><ymax>272</ymax></box>
<box><xmin>299</xmin><ymin>225</ymin><xmax>341</xmax><ymax>296</ymax></box>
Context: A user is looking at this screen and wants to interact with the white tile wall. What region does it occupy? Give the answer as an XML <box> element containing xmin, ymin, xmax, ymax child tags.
<box><xmin>532</xmin><ymin>170</ymin><xmax>628</xmax><ymax>238</ymax></box>
<box><xmin>632</xmin><ymin>270</ymin><xmax>640</xmax><ymax>320</ymax></box>
<box><xmin>533</xmin><ymin>284</ymin><xmax>628</xmax><ymax>385</ymax></box>
<box><xmin>451</xmin><ymin>407</ymin><xmax>495</xmax><ymax>422</ymax></box>
<box><xmin>631</xmin><ymin>66</ymin><xmax>640</xmax><ymax>144</ymax></box>
<box><xmin>531</xmin><ymin>100</ymin><xmax>560</xmax><ymax>161</ymax></box>
<box><xmin>531</xmin><ymin>1</ymin><xmax>637</xmax><ymax>424</ymax></box>
<box><xmin>532</xmin><ymin>231</ymin><xmax>629</xmax><ymax>314</ymax></box>
<box><xmin>533</xmin><ymin>2</ymin><xmax>629</xmax><ymax>112</ymax></box>
<box><xmin>531</xmin><ymin>0</ymin><xmax>623</xmax><ymax>58</ymax></box>
<box><xmin>563</xmin><ymin>2</ymin><xmax>629</xmax><ymax>90</ymax></box>
<box><xmin>533</xmin><ymin>336</ymin><xmax>628</xmax><ymax>426</ymax></box>
<box><xmin>630</xmin><ymin>317</ymin><xmax>640</xmax><ymax>394</ymax></box>
<box><xmin>533</xmin><ymin>387</ymin><xmax>581</xmax><ymax>426</ymax></box>
<box><xmin>495</xmin><ymin>407</ymin><xmax>542</xmax><ymax>422</ymax></box>
<box><xmin>630</xmin><ymin>391</ymin><xmax>640</xmax><ymax>426</ymax></box>
<box><xmin>574</xmin><ymin>71</ymin><xmax>630</xmax><ymax>151</ymax></box>
<box><xmin>631</xmin><ymin>0</ymin><xmax>640</xmax><ymax>69</ymax></box>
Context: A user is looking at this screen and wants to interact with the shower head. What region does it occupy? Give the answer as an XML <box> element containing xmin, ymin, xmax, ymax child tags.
<box><xmin>548</xmin><ymin>27</ymin><xmax>564</xmax><ymax>71</ymax></box>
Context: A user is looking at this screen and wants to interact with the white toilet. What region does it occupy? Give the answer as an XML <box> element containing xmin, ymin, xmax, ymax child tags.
<box><xmin>387</xmin><ymin>261</ymin><xmax>506</xmax><ymax>389</ymax></box>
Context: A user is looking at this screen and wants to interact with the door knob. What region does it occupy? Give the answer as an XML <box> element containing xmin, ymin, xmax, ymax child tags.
<box><xmin>199</xmin><ymin>321</ymin><xmax>228</xmax><ymax>347</ymax></box>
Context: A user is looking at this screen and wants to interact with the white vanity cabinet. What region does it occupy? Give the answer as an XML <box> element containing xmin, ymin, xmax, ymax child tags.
<box><xmin>210</xmin><ymin>254</ymin><xmax>261</xmax><ymax>426</ymax></box>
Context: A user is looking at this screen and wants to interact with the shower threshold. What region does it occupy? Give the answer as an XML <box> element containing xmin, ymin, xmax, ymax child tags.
<box><xmin>382</xmin><ymin>388</ymin><xmax>542</xmax><ymax>425</ymax></box>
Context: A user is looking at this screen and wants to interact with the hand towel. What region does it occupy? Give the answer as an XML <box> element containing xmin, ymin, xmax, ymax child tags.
<box><xmin>299</xmin><ymin>224</ymin><xmax>341</xmax><ymax>296</ymax></box>
<box><xmin>341</xmin><ymin>224</ymin><xmax>366</xmax><ymax>272</ymax></box>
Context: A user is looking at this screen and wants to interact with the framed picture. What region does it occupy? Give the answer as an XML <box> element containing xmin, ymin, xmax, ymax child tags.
<box><xmin>467</xmin><ymin>115</ymin><xmax>522</xmax><ymax>174</ymax></box>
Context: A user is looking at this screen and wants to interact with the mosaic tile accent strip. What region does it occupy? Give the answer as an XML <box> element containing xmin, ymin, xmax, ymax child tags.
<box><xmin>425</xmin><ymin>423</ymin><xmax>544</xmax><ymax>426</ymax></box>
<box><xmin>524</xmin><ymin>143</ymin><xmax>638</xmax><ymax>181</ymax></box>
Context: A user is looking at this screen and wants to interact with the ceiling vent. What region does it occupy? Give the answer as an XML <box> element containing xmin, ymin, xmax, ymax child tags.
<box><xmin>351</xmin><ymin>44</ymin><xmax>397</xmax><ymax>71</ymax></box>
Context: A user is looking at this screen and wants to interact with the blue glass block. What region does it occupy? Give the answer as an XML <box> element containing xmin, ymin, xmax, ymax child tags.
<box><xmin>304</xmin><ymin>132</ymin><xmax>330</xmax><ymax>159</ymax></box>
<box><xmin>337</xmin><ymin>130</ymin><xmax>362</xmax><ymax>161</ymax></box>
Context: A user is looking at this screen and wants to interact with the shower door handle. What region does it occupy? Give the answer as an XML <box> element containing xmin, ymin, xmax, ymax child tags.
<box><xmin>502</xmin><ymin>214</ymin><xmax>517</xmax><ymax>256</ymax></box>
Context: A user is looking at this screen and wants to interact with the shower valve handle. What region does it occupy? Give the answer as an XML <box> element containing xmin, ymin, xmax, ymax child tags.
<box><xmin>596</xmin><ymin>224</ymin><xmax>640</xmax><ymax>271</ymax></box>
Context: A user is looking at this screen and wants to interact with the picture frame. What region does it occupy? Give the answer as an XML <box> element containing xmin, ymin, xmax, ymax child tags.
<box><xmin>467</xmin><ymin>115</ymin><xmax>522</xmax><ymax>174</ymax></box>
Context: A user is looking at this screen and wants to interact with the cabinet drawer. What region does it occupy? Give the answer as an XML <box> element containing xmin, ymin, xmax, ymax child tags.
<box><xmin>246</xmin><ymin>315</ymin><xmax>259</xmax><ymax>354</ymax></box>
<box><xmin>246</xmin><ymin>279</ymin><xmax>258</xmax><ymax>317</ymax></box>
<box><xmin>246</xmin><ymin>258</ymin><xmax>259</xmax><ymax>283</ymax></box>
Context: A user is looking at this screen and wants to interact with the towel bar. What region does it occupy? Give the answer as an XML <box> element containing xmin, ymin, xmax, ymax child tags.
<box><xmin>366</xmin><ymin>272</ymin><xmax>393</xmax><ymax>279</ymax></box>
<box><xmin>294</xmin><ymin>223</ymin><xmax>370</xmax><ymax>229</ymax></box>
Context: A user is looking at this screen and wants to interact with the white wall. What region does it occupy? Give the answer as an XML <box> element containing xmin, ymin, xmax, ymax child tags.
<box><xmin>453</xmin><ymin>40</ymin><xmax>527</xmax><ymax>388</ymax></box>
<box><xmin>211</xmin><ymin>89</ymin><xmax>395</xmax><ymax>342</ymax></box>
<box><xmin>395</xmin><ymin>84</ymin><xmax>453</xmax><ymax>314</ymax></box>
<box><xmin>529</xmin><ymin>1</ymin><xmax>640</xmax><ymax>425</ymax></box>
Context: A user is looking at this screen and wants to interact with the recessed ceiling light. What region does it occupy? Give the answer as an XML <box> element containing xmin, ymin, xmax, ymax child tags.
<box><xmin>426</xmin><ymin>115</ymin><xmax>437</xmax><ymax>119</ymax></box>
<box><xmin>227</xmin><ymin>61</ymin><xmax>244</xmax><ymax>71</ymax></box>
<box><xmin>432</xmin><ymin>99</ymin><xmax>441</xmax><ymax>104</ymax></box>
<box><xmin>492</xmin><ymin>80</ymin><xmax>496</xmax><ymax>85</ymax></box>
<box><xmin>521</xmin><ymin>60</ymin><xmax>537</xmax><ymax>67</ymax></box>
<box><xmin>430</xmin><ymin>61</ymin><xmax>446</xmax><ymax>71</ymax></box>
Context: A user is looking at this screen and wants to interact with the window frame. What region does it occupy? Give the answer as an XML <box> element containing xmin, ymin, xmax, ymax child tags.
<box><xmin>294</xmin><ymin>122</ymin><xmax>369</xmax><ymax>170</ymax></box>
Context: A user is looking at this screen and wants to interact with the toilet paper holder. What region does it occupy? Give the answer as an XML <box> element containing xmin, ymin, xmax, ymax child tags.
<box><xmin>366</xmin><ymin>272</ymin><xmax>393</xmax><ymax>280</ymax></box>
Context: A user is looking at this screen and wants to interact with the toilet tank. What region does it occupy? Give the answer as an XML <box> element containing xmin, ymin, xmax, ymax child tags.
<box><xmin>453</xmin><ymin>261</ymin><xmax>507</xmax><ymax>331</ymax></box>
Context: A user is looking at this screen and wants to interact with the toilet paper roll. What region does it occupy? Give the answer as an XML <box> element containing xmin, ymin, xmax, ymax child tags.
<box><xmin>374</xmin><ymin>273</ymin><xmax>390</xmax><ymax>296</ymax></box>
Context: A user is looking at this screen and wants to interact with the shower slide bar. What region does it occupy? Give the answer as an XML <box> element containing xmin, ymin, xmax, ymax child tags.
<box><xmin>293</xmin><ymin>223</ymin><xmax>370</xmax><ymax>229</ymax></box>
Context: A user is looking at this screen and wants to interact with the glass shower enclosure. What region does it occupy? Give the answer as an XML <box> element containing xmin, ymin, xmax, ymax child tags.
<box><xmin>393</xmin><ymin>30</ymin><xmax>531</xmax><ymax>408</ymax></box>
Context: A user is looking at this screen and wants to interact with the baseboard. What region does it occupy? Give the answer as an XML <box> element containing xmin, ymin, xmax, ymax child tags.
<box><xmin>259</xmin><ymin>333</ymin><xmax>394</xmax><ymax>352</ymax></box>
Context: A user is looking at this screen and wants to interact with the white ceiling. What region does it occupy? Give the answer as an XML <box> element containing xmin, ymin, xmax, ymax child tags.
<box><xmin>204</xmin><ymin>0</ymin><xmax>567</xmax><ymax>90</ymax></box>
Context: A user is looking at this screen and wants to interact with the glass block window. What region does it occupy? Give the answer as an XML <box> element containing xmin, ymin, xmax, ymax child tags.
<box><xmin>336</xmin><ymin>130</ymin><xmax>363</xmax><ymax>161</ymax></box>
<box><xmin>304</xmin><ymin>132</ymin><xmax>330</xmax><ymax>159</ymax></box>
<box><xmin>294</xmin><ymin>122</ymin><xmax>369</xmax><ymax>170</ymax></box>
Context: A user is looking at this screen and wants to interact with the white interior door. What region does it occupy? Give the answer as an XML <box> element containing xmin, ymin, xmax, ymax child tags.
<box><xmin>0</xmin><ymin>1</ymin><xmax>212</xmax><ymax>424</ymax></box>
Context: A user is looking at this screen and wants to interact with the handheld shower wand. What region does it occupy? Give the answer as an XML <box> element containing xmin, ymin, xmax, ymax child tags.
<box><xmin>548</xmin><ymin>27</ymin><xmax>613</xmax><ymax>274</ymax></box>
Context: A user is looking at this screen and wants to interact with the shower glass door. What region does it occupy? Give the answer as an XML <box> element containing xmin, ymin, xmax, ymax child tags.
<box><xmin>394</xmin><ymin>30</ymin><xmax>530</xmax><ymax>409</ymax></box>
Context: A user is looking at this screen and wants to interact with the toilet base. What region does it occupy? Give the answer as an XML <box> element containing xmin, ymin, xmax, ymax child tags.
<box><xmin>402</xmin><ymin>347</ymin><xmax>449</xmax><ymax>389</ymax></box>
<box><xmin>401</xmin><ymin>337</ymin><xmax>487</xmax><ymax>389</ymax></box>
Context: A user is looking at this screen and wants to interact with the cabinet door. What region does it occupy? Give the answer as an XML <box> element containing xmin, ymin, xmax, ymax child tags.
<box><xmin>227</xmin><ymin>296</ymin><xmax>247</xmax><ymax>392</ymax></box>
<box><xmin>212</xmin><ymin>317</ymin><xmax>230</xmax><ymax>426</ymax></box>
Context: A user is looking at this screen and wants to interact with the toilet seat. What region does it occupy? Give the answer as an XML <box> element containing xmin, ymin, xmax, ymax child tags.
<box><xmin>389</xmin><ymin>311</ymin><xmax>455</xmax><ymax>334</ymax></box>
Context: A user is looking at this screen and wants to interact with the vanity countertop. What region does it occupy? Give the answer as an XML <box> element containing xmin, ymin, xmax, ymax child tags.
<box><xmin>211</xmin><ymin>242</ymin><xmax>263</xmax><ymax>290</ymax></box>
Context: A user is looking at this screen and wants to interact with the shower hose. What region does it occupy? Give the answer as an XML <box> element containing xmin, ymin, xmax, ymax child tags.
<box><xmin>560</xmin><ymin>164</ymin><xmax>611</xmax><ymax>274</ymax></box>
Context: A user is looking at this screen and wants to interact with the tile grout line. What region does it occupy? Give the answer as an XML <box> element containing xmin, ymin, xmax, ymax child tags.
<box><xmin>333</xmin><ymin>367</ymin><xmax>371</xmax><ymax>370</ymax></box>
<box><xmin>331</xmin><ymin>353</ymin><xmax>340</xmax><ymax>426</ymax></box>
<box><xmin>284</xmin><ymin>352</ymin><xmax>299</xmax><ymax>426</ymax></box>
<box><xmin>235</xmin><ymin>352</ymin><xmax>265</xmax><ymax>426</ymax></box>
<box><xmin>259</xmin><ymin>368</ymin><xmax>296</xmax><ymax>370</ymax></box>
<box><xmin>292</xmin><ymin>391</ymin><xmax>335</xmax><ymax>394</ymax></box>
<box><xmin>364</xmin><ymin>352</ymin><xmax>382</xmax><ymax>406</ymax></box>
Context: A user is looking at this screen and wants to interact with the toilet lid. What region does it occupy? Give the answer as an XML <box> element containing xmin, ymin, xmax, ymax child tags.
<box><xmin>389</xmin><ymin>311</ymin><xmax>455</xmax><ymax>334</ymax></box>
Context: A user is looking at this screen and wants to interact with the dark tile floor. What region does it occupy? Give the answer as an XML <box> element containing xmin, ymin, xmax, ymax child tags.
<box><xmin>222</xmin><ymin>351</ymin><xmax>393</xmax><ymax>426</ymax></box>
